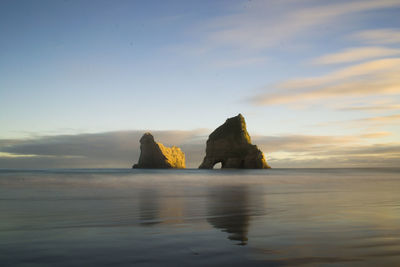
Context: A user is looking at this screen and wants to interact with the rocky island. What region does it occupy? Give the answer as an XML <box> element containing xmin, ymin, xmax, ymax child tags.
<box><xmin>199</xmin><ymin>114</ymin><xmax>270</xmax><ymax>169</ymax></box>
<box><xmin>132</xmin><ymin>132</ymin><xmax>185</xmax><ymax>169</ymax></box>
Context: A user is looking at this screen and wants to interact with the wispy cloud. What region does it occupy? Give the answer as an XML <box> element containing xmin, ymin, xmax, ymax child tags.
<box><xmin>0</xmin><ymin>152</ymin><xmax>39</xmax><ymax>158</ymax></box>
<box><xmin>337</xmin><ymin>104</ymin><xmax>400</xmax><ymax>112</ymax></box>
<box><xmin>254</xmin><ymin>135</ymin><xmax>400</xmax><ymax>168</ymax></box>
<box><xmin>314</xmin><ymin>114</ymin><xmax>400</xmax><ymax>130</ymax></box>
<box><xmin>268</xmin><ymin>153</ymin><xmax>400</xmax><ymax>168</ymax></box>
<box><xmin>198</xmin><ymin>0</ymin><xmax>400</xmax><ymax>52</ymax></box>
<box><xmin>315</xmin><ymin>143</ymin><xmax>400</xmax><ymax>157</ymax></box>
<box><xmin>360</xmin><ymin>132</ymin><xmax>392</xmax><ymax>138</ymax></box>
<box><xmin>230</xmin><ymin>3</ymin><xmax>400</xmax><ymax>109</ymax></box>
<box><xmin>353</xmin><ymin>114</ymin><xmax>400</xmax><ymax>123</ymax></box>
<box><xmin>251</xmin><ymin>58</ymin><xmax>400</xmax><ymax>105</ymax></box>
<box><xmin>253</xmin><ymin>134</ymin><xmax>359</xmax><ymax>153</ymax></box>
<box><xmin>354</xmin><ymin>28</ymin><xmax>400</xmax><ymax>44</ymax></box>
<box><xmin>255</xmin><ymin>132</ymin><xmax>393</xmax><ymax>154</ymax></box>
<box><xmin>312</xmin><ymin>47</ymin><xmax>400</xmax><ymax>65</ymax></box>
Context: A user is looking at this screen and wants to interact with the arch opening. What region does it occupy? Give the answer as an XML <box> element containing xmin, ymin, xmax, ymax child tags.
<box><xmin>213</xmin><ymin>162</ymin><xmax>222</xmax><ymax>169</ymax></box>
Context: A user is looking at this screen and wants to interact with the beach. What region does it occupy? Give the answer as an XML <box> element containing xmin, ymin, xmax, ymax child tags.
<box><xmin>1</xmin><ymin>168</ymin><xmax>400</xmax><ymax>266</ymax></box>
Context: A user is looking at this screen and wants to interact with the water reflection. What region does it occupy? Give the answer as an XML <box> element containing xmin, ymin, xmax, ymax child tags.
<box><xmin>139</xmin><ymin>188</ymin><xmax>160</xmax><ymax>226</ymax></box>
<box><xmin>138</xmin><ymin>184</ymin><xmax>264</xmax><ymax>246</ymax></box>
<box><xmin>3</xmin><ymin>169</ymin><xmax>400</xmax><ymax>266</ymax></box>
<box><xmin>138</xmin><ymin>187</ymin><xmax>186</xmax><ymax>225</ymax></box>
<box><xmin>207</xmin><ymin>186</ymin><xmax>252</xmax><ymax>245</ymax></box>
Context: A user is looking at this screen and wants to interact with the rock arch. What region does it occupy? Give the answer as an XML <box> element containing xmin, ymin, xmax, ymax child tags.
<box><xmin>199</xmin><ymin>114</ymin><xmax>270</xmax><ymax>169</ymax></box>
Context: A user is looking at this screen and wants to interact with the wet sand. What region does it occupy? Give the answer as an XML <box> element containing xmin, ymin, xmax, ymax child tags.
<box><xmin>1</xmin><ymin>168</ymin><xmax>400</xmax><ymax>266</ymax></box>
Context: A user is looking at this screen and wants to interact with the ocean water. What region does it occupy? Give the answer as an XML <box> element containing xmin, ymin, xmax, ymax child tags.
<box><xmin>1</xmin><ymin>168</ymin><xmax>400</xmax><ymax>266</ymax></box>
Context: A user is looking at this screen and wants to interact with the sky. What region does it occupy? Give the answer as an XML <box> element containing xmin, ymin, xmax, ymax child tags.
<box><xmin>1</xmin><ymin>0</ymin><xmax>400</xmax><ymax>168</ymax></box>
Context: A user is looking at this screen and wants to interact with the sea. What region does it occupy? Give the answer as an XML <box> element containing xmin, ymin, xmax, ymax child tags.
<box><xmin>1</xmin><ymin>168</ymin><xmax>399</xmax><ymax>266</ymax></box>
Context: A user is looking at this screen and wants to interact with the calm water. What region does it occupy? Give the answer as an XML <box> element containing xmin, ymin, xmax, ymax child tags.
<box><xmin>1</xmin><ymin>168</ymin><xmax>399</xmax><ymax>266</ymax></box>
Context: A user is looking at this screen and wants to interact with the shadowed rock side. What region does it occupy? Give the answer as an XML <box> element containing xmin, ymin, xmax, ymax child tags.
<box><xmin>199</xmin><ymin>114</ymin><xmax>270</xmax><ymax>169</ymax></box>
<box><xmin>132</xmin><ymin>133</ymin><xmax>185</xmax><ymax>168</ymax></box>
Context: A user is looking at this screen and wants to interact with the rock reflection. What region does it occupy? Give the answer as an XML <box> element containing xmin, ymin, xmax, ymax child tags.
<box><xmin>139</xmin><ymin>187</ymin><xmax>186</xmax><ymax>226</ymax></box>
<box><xmin>139</xmin><ymin>188</ymin><xmax>160</xmax><ymax>226</ymax></box>
<box><xmin>207</xmin><ymin>186</ymin><xmax>252</xmax><ymax>245</ymax></box>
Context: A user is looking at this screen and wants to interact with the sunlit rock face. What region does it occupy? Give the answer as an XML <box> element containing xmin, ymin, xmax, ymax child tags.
<box><xmin>199</xmin><ymin>114</ymin><xmax>270</xmax><ymax>169</ymax></box>
<box><xmin>133</xmin><ymin>133</ymin><xmax>185</xmax><ymax>169</ymax></box>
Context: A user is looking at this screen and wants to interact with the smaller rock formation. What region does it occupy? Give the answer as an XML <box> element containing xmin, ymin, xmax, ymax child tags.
<box><xmin>132</xmin><ymin>133</ymin><xmax>185</xmax><ymax>169</ymax></box>
<box><xmin>199</xmin><ymin>114</ymin><xmax>270</xmax><ymax>169</ymax></box>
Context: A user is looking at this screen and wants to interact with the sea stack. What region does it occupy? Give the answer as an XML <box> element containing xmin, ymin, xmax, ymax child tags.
<box><xmin>133</xmin><ymin>132</ymin><xmax>185</xmax><ymax>169</ymax></box>
<box><xmin>199</xmin><ymin>114</ymin><xmax>270</xmax><ymax>169</ymax></box>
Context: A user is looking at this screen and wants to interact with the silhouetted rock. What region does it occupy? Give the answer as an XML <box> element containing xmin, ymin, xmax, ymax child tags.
<box><xmin>199</xmin><ymin>114</ymin><xmax>270</xmax><ymax>169</ymax></box>
<box><xmin>132</xmin><ymin>133</ymin><xmax>185</xmax><ymax>169</ymax></box>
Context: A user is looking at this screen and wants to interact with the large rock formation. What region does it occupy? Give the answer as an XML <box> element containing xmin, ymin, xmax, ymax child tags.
<box><xmin>132</xmin><ymin>133</ymin><xmax>185</xmax><ymax>169</ymax></box>
<box><xmin>199</xmin><ymin>114</ymin><xmax>270</xmax><ymax>169</ymax></box>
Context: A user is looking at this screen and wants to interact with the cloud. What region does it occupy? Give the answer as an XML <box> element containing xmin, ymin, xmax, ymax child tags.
<box><xmin>314</xmin><ymin>114</ymin><xmax>400</xmax><ymax>130</ymax></box>
<box><xmin>251</xmin><ymin>58</ymin><xmax>400</xmax><ymax>106</ymax></box>
<box><xmin>354</xmin><ymin>28</ymin><xmax>400</xmax><ymax>44</ymax></box>
<box><xmin>254</xmin><ymin>132</ymin><xmax>393</xmax><ymax>154</ymax></box>
<box><xmin>253</xmin><ymin>134</ymin><xmax>359</xmax><ymax>153</ymax></box>
<box><xmin>327</xmin><ymin>143</ymin><xmax>400</xmax><ymax>156</ymax></box>
<box><xmin>281</xmin><ymin>58</ymin><xmax>400</xmax><ymax>89</ymax></box>
<box><xmin>0</xmin><ymin>152</ymin><xmax>39</xmax><ymax>158</ymax></box>
<box><xmin>360</xmin><ymin>132</ymin><xmax>392</xmax><ymax>138</ymax></box>
<box><xmin>198</xmin><ymin>0</ymin><xmax>400</xmax><ymax>52</ymax></box>
<box><xmin>312</xmin><ymin>47</ymin><xmax>400</xmax><ymax>65</ymax></box>
<box><xmin>0</xmin><ymin>130</ymin><xmax>207</xmax><ymax>169</ymax></box>
<box><xmin>253</xmin><ymin>134</ymin><xmax>400</xmax><ymax>168</ymax></box>
<box><xmin>337</xmin><ymin>104</ymin><xmax>400</xmax><ymax>112</ymax></box>
<box><xmin>267</xmin><ymin>154</ymin><xmax>400</xmax><ymax>168</ymax></box>
<box><xmin>1</xmin><ymin>130</ymin><xmax>399</xmax><ymax>168</ymax></box>
<box><xmin>353</xmin><ymin>114</ymin><xmax>400</xmax><ymax>123</ymax></box>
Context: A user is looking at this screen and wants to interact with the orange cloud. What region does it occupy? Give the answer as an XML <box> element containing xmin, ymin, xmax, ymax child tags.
<box><xmin>360</xmin><ymin>132</ymin><xmax>392</xmax><ymax>138</ymax></box>
<box><xmin>312</xmin><ymin>47</ymin><xmax>400</xmax><ymax>65</ymax></box>
<box><xmin>252</xmin><ymin>58</ymin><xmax>400</xmax><ymax>106</ymax></box>
<box><xmin>337</xmin><ymin>104</ymin><xmax>400</xmax><ymax>112</ymax></box>
<box><xmin>354</xmin><ymin>28</ymin><xmax>400</xmax><ymax>44</ymax></box>
<box><xmin>354</xmin><ymin>114</ymin><xmax>400</xmax><ymax>123</ymax></box>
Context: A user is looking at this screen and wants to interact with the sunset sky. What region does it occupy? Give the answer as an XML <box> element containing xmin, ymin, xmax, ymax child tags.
<box><xmin>1</xmin><ymin>0</ymin><xmax>400</xmax><ymax>168</ymax></box>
